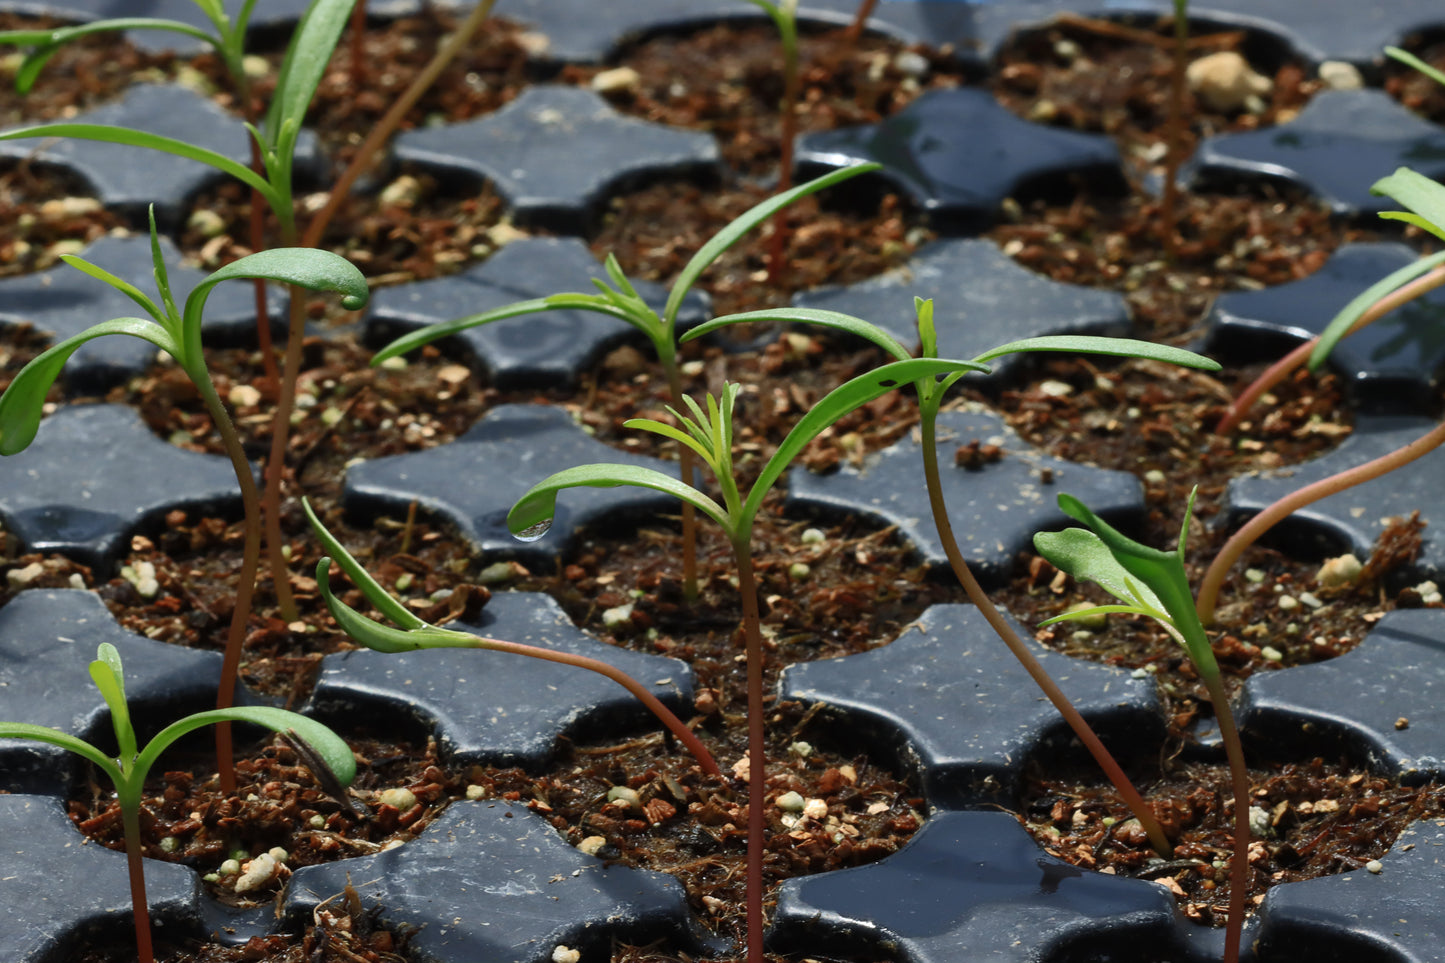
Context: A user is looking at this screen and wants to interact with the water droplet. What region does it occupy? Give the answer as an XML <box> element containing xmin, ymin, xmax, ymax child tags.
<box><xmin>513</xmin><ymin>518</ymin><xmax>552</xmax><ymax>542</ymax></box>
<box><xmin>341</xmin><ymin>293</ymin><xmax>368</xmax><ymax>311</ymax></box>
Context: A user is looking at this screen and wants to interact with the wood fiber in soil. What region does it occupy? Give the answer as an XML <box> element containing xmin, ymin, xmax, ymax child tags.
<box><xmin>2</xmin><ymin>6</ymin><xmax>1444</xmax><ymax>958</ymax></box>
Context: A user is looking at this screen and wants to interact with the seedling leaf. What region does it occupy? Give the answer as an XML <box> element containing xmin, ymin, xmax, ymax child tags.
<box><xmin>89</xmin><ymin>643</ymin><xmax>137</xmax><ymax>764</ymax></box>
<box><xmin>1372</xmin><ymin>167</ymin><xmax>1445</xmax><ymax>242</ymax></box>
<box><xmin>0</xmin><ymin>318</ymin><xmax>176</xmax><ymax>455</ymax></box>
<box><xmin>303</xmin><ymin>498</ymin><xmax>423</xmax><ymax>630</ymax></box>
<box><xmin>971</xmin><ymin>336</ymin><xmax>1221</xmax><ymax>370</ymax></box>
<box><xmin>681</xmin><ymin>307</ymin><xmax>913</xmax><ymax>361</ymax></box>
<box><xmin>138</xmin><ymin>706</ymin><xmax>357</xmax><ymax>789</ymax></box>
<box><xmin>1309</xmin><ymin>249</ymin><xmax>1445</xmax><ymax>371</ymax></box>
<box><xmin>184</xmin><ymin>248</ymin><xmax>368</xmax><ymax>345</ymax></box>
<box><xmin>508</xmin><ymin>464</ymin><xmax>732</xmax><ymax>540</ymax></box>
<box><xmin>2</xmin><ymin>19</ymin><xmax>217</xmax><ymax>93</ymax></box>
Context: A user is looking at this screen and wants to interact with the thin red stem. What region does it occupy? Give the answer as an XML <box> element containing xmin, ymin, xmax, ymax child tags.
<box><xmin>121</xmin><ymin>802</ymin><xmax>155</xmax><ymax>963</ymax></box>
<box><xmin>247</xmin><ymin>138</ymin><xmax>278</xmax><ymax>385</ymax></box>
<box><xmin>665</xmin><ymin>363</ymin><xmax>700</xmax><ymax>599</ymax></box>
<box><xmin>477</xmin><ymin>637</ymin><xmax>721</xmax><ymax>778</ymax></box>
<box><xmin>920</xmin><ymin>411</ymin><xmax>1173</xmax><ymax>855</ymax></box>
<box><xmin>766</xmin><ymin>43</ymin><xmax>800</xmax><ymax>283</ymax></box>
<box><xmin>261</xmin><ymin>289</ymin><xmax>306</xmax><ymax>622</ymax></box>
<box><xmin>733</xmin><ymin>545</ymin><xmax>767</xmax><ymax>963</ymax></box>
<box><xmin>1201</xmin><ymin>670</ymin><xmax>1250</xmax><ymax>963</ymax></box>
<box><xmin>1197</xmin><ymin>417</ymin><xmax>1445</xmax><ymax>623</ymax></box>
<box><xmin>1218</xmin><ymin>264</ymin><xmax>1445</xmax><ymax>434</ymax></box>
<box><xmin>1157</xmin><ymin>5</ymin><xmax>1188</xmax><ymax>258</ymax></box>
<box><xmin>844</xmin><ymin>0</ymin><xmax>878</xmax><ymax>44</ymax></box>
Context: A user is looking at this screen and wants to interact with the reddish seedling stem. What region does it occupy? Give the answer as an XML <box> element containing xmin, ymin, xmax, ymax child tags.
<box><xmin>1203</xmin><ymin>668</ymin><xmax>1250</xmax><ymax>963</ymax></box>
<box><xmin>1197</xmin><ymin>416</ymin><xmax>1445</xmax><ymax>624</ymax></box>
<box><xmin>919</xmin><ymin>412</ymin><xmax>1173</xmax><ymax>856</ymax></box>
<box><xmin>121</xmin><ymin>804</ymin><xmax>155</xmax><ymax>963</ymax></box>
<box><xmin>845</xmin><ymin>0</ymin><xmax>878</xmax><ymax>45</ymax></box>
<box><xmin>733</xmin><ymin>545</ymin><xmax>768</xmax><ymax>963</ymax></box>
<box><xmin>1217</xmin><ymin>264</ymin><xmax>1445</xmax><ymax>434</ymax></box>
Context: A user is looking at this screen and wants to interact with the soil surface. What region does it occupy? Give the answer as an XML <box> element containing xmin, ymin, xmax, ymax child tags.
<box><xmin>2</xmin><ymin>7</ymin><xmax>1444</xmax><ymax>962</ymax></box>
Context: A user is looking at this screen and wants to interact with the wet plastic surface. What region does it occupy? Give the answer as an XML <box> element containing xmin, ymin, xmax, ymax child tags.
<box><xmin>6</xmin><ymin>1</ymin><xmax>1445</xmax><ymax>960</ymax></box>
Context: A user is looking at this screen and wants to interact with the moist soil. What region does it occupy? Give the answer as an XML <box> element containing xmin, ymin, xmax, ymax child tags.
<box><xmin>2</xmin><ymin>7</ymin><xmax>1444</xmax><ymax>962</ymax></box>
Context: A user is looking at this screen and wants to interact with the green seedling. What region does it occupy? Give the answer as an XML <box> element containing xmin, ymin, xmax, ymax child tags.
<box><xmin>680</xmin><ymin>298</ymin><xmax>1224</xmax><ymax>856</ymax></box>
<box><xmin>0</xmin><ymin>210</ymin><xmax>368</xmax><ymax>792</ymax></box>
<box><xmin>373</xmin><ymin>162</ymin><xmax>879</xmax><ymax>600</ymax></box>
<box><xmin>0</xmin><ymin>0</ymin><xmax>359</xmax><ymax>623</ymax></box>
<box><xmin>1199</xmin><ymin>163</ymin><xmax>1445</xmax><ymax>623</ymax></box>
<box><xmin>0</xmin><ymin>642</ymin><xmax>356</xmax><ymax>963</ymax></box>
<box><xmin>741</xmin><ymin>0</ymin><xmax>801</xmax><ymax>280</ymax></box>
<box><xmin>1034</xmin><ymin>491</ymin><xmax>1249</xmax><ymax>963</ymax></box>
<box><xmin>506</xmin><ymin>358</ymin><xmax>982</xmax><ymax>963</ymax></box>
<box><xmin>300</xmin><ymin>498</ymin><xmax>722</xmax><ymax>778</ymax></box>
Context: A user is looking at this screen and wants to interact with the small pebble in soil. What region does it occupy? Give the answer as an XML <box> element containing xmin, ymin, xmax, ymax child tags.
<box><xmin>378</xmin><ymin>787</ymin><xmax>417</xmax><ymax>810</ymax></box>
<box><xmin>1367</xmin><ymin>859</ymin><xmax>1384</xmax><ymax>874</ymax></box>
<box><xmin>552</xmin><ymin>945</ymin><xmax>581</xmax><ymax>963</ymax></box>
<box><xmin>1317</xmin><ymin>554</ymin><xmax>1363</xmax><ymax>589</ymax></box>
<box><xmin>776</xmin><ymin>791</ymin><xmax>806</xmax><ymax>813</ymax></box>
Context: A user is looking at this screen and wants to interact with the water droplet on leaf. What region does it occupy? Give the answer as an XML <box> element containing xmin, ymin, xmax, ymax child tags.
<box><xmin>513</xmin><ymin>519</ymin><xmax>553</xmax><ymax>542</ymax></box>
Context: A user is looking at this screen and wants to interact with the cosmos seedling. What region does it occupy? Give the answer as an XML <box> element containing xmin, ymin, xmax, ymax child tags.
<box><xmin>301</xmin><ymin>498</ymin><xmax>721</xmax><ymax>778</ymax></box>
<box><xmin>1199</xmin><ymin>163</ymin><xmax>1445</xmax><ymax>623</ymax></box>
<box><xmin>0</xmin><ymin>643</ymin><xmax>356</xmax><ymax>963</ymax></box>
<box><xmin>506</xmin><ymin>357</ymin><xmax>984</xmax><ymax>963</ymax></box>
<box><xmin>681</xmin><ymin>297</ymin><xmax>1224</xmax><ymax>855</ymax></box>
<box><xmin>373</xmin><ymin>162</ymin><xmax>879</xmax><ymax>599</ymax></box>
<box><xmin>0</xmin><ymin>210</ymin><xmax>368</xmax><ymax>791</ymax></box>
<box><xmin>1034</xmin><ymin>491</ymin><xmax>1249</xmax><ymax>963</ymax></box>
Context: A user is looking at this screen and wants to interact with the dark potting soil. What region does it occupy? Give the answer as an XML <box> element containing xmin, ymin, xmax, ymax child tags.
<box><xmin>3</xmin><ymin>6</ymin><xmax>1444</xmax><ymax>959</ymax></box>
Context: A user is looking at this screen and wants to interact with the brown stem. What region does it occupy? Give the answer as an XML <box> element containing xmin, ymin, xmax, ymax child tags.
<box><xmin>1157</xmin><ymin>6</ymin><xmax>1188</xmax><ymax>258</ymax></box>
<box><xmin>1218</xmin><ymin>264</ymin><xmax>1445</xmax><ymax>434</ymax></box>
<box><xmin>247</xmin><ymin>138</ymin><xmax>278</xmax><ymax>384</ymax></box>
<box><xmin>261</xmin><ymin>289</ymin><xmax>307</xmax><ymax>622</ymax></box>
<box><xmin>193</xmin><ymin>373</ymin><xmax>263</xmax><ymax>793</ymax></box>
<box><xmin>1197</xmin><ymin>417</ymin><xmax>1445</xmax><ymax>624</ymax></box>
<box><xmin>476</xmin><ymin>637</ymin><xmax>721</xmax><ymax>778</ymax></box>
<box><xmin>919</xmin><ymin>411</ymin><xmax>1173</xmax><ymax>856</ymax></box>
<box><xmin>350</xmin><ymin>0</ymin><xmax>367</xmax><ymax>93</ymax></box>
<box><xmin>732</xmin><ymin>543</ymin><xmax>767</xmax><ymax>963</ymax></box>
<box><xmin>844</xmin><ymin>0</ymin><xmax>878</xmax><ymax>46</ymax></box>
<box><xmin>120</xmin><ymin>802</ymin><xmax>154</xmax><ymax>963</ymax></box>
<box><xmin>303</xmin><ymin>0</ymin><xmax>498</xmax><ymax>249</ymax></box>
<box><xmin>766</xmin><ymin>46</ymin><xmax>800</xmax><ymax>283</ymax></box>
<box><xmin>665</xmin><ymin>363</ymin><xmax>700</xmax><ymax>599</ymax></box>
<box><xmin>1201</xmin><ymin>669</ymin><xmax>1250</xmax><ymax>963</ymax></box>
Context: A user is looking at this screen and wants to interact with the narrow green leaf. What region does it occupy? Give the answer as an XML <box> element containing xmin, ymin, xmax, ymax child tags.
<box><xmin>148</xmin><ymin>209</ymin><xmax>181</xmax><ymax>328</ymax></box>
<box><xmin>681</xmin><ymin>306</ymin><xmax>913</xmax><ymax>361</ymax></box>
<box><xmin>89</xmin><ymin>643</ymin><xmax>137</xmax><ymax>765</ymax></box>
<box><xmin>3</xmin><ymin>20</ymin><xmax>218</xmax><ymax>92</ymax></box>
<box><xmin>0</xmin><ymin>319</ymin><xmax>176</xmax><ymax>456</ymax></box>
<box><xmin>0</xmin><ymin>723</ymin><xmax>121</xmax><ymax>780</ymax></box>
<box><xmin>139</xmin><ymin>707</ymin><xmax>357</xmax><ymax>789</ymax></box>
<box><xmin>1308</xmin><ymin>249</ymin><xmax>1445</xmax><ymax>371</ymax></box>
<box><xmin>1376</xmin><ymin>210</ymin><xmax>1445</xmax><ymax>242</ymax></box>
<box><xmin>302</xmin><ymin>498</ymin><xmax>423</xmax><ymax>630</ymax></box>
<box><xmin>0</xmin><ymin>124</ymin><xmax>277</xmax><ymax>201</ymax></box>
<box><xmin>971</xmin><ymin>336</ymin><xmax>1221</xmax><ymax>371</ymax></box>
<box><xmin>623</xmin><ymin>417</ymin><xmax>717</xmax><ymax>468</ymax></box>
<box><xmin>1039</xmin><ymin>604</ymin><xmax>1155</xmax><ymax>627</ymax></box>
<box><xmin>370</xmin><ymin>296</ymin><xmax>644</xmax><ymax>366</ymax></box>
<box><xmin>507</xmin><ymin>464</ymin><xmax>732</xmax><ymax>542</ymax></box>
<box><xmin>663</xmin><ymin>163</ymin><xmax>881</xmax><ymax>327</ymax></box>
<box><xmin>1372</xmin><ymin>168</ymin><xmax>1445</xmax><ymax>242</ymax></box>
<box><xmin>1387</xmin><ymin>46</ymin><xmax>1445</xmax><ymax>89</ymax></box>
<box><xmin>57</xmin><ymin>255</ymin><xmax>164</xmax><ymax>325</ymax></box>
<box><xmin>741</xmin><ymin>358</ymin><xmax>986</xmax><ymax>523</ymax></box>
<box><xmin>183</xmin><ymin>248</ymin><xmax>368</xmax><ymax>349</ymax></box>
<box><xmin>315</xmin><ymin>559</ymin><xmax>481</xmax><ymax>653</ymax></box>
<box><xmin>265</xmin><ymin>0</ymin><xmax>357</xmax><ymax>152</ymax></box>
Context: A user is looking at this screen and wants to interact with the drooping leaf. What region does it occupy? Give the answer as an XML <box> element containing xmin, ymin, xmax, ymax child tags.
<box><xmin>741</xmin><ymin>358</ymin><xmax>986</xmax><ymax>524</ymax></box>
<box><xmin>0</xmin><ymin>319</ymin><xmax>176</xmax><ymax>455</ymax></box>
<box><xmin>662</xmin><ymin>163</ymin><xmax>880</xmax><ymax>327</ymax></box>
<box><xmin>1</xmin><ymin>19</ymin><xmax>217</xmax><ymax>93</ymax></box>
<box><xmin>507</xmin><ymin>464</ymin><xmax>731</xmax><ymax>542</ymax></box>
<box><xmin>182</xmin><ymin>248</ymin><xmax>368</xmax><ymax>350</ymax></box>
<box><xmin>0</xmin><ymin>723</ymin><xmax>121</xmax><ymax>780</ymax></box>
<box><xmin>0</xmin><ymin>124</ymin><xmax>277</xmax><ymax>201</ymax></box>
<box><xmin>138</xmin><ymin>707</ymin><xmax>357</xmax><ymax>790</ymax></box>
<box><xmin>971</xmin><ymin>336</ymin><xmax>1221</xmax><ymax>370</ymax></box>
<box><xmin>303</xmin><ymin>498</ymin><xmax>423</xmax><ymax>631</ymax></box>
<box><xmin>370</xmin><ymin>296</ymin><xmax>639</xmax><ymax>366</ymax></box>
<box><xmin>681</xmin><ymin>306</ymin><xmax>913</xmax><ymax>361</ymax></box>
<box><xmin>1308</xmin><ymin>249</ymin><xmax>1445</xmax><ymax>371</ymax></box>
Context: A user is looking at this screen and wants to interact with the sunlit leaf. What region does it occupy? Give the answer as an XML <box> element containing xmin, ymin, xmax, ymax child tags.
<box><xmin>508</xmin><ymin>464</ymin><xmax>731</xmax><ymax>542</ymax></box>
<box><xmin>1373</xmin><ymin>167</ymin><xmax>1445</xmax><ymax>242</ymax></box>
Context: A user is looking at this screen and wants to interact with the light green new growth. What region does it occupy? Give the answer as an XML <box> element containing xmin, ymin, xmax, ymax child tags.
<box><xmin>1033</xmin><ymin>491</ymin><xmax>1249</xmax><ymax>963</ymax></box>
<box><xmin>0</xmin><ymin>643</ymin><xmax>354</xmax><ymax>963</ymax></box>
